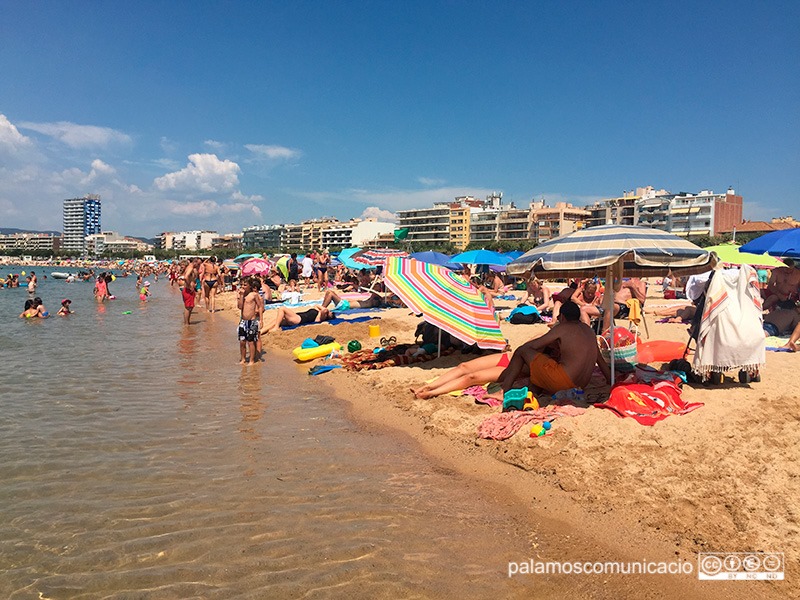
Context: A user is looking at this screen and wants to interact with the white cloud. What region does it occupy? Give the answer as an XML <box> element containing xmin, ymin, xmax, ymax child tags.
<box><xmin>245</xmin><ymin>144</ymin><xmax>302</xmax><ymax>161</ymax></box>
<box><xmin>160</xmin><ymin>136</ymin><xmax>178</xmax><ymax>154</ymax></box>
<box><xmin>19</xmin><ymin>120</ymin><xmax>131</xmax><ymax>148</ymax></box>
<box><xmin>231</xmin><ymin>190</ymin><xmax>265</xmax><ymax>202</ymax></box>
<box><xmin>204</xmin><ymin>139</ymin><xmax>226</xmax><ymax>150</ymax></box>
<box><xmin>0</xmin><ymin>114</ymin><xmax>33</xmax><ymax>153</ymax></box>
<box><xmin>154</xmin><ymin>153</ymin><xmax>241</xmax><ymax>193</ymax></box>
<box><xmin>418</xmin><ymin>176</ymin><xmax>446</xmax><ymax>186</ymax></box>
<box><xmin>360</xmin><ymin>206</ymin><xmax>397</xmax><ymax>222</ymax></box>
<box><xmin>166</xmin><ymin>199</ymin><xmax>262</xmax><ymax>218</ymax></box>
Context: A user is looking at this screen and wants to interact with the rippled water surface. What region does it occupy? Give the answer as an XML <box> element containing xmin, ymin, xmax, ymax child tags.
<box><xmin>0</xmin><ymin>271</ymin><xmax>541</xmax><ymax>599</ymax></box>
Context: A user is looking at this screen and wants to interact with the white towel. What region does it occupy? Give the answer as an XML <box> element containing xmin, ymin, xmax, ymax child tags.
<box><xmin>693</xmin><ymin>265</ymin><xmax>765</xmax><ymax>375</ymax></box>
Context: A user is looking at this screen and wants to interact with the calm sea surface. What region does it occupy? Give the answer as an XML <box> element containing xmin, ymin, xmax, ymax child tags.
<box><xmin>0</xmin><ymin>268</ymin><xmax>544</xmax><ymax>599</ymax></box>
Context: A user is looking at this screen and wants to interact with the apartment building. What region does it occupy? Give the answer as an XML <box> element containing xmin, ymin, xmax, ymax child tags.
<box><xmin>85</xmin><ymin>231</ymin><xmax>152</xmax><ymax>255</ymax></box>
<box><xmin>320</xmin><ymin>219</ymin><xmax>395</xmax><ymax>250</ymax></box>
<box><xmin>242</xmin><ymin>225</ymin><xmax>285</xmax><ymax>250</ymax></box>
<box><xmin>396</xmin><ymin>204</ymin><xmax>451</xmax><ymax>246</ymax></box>
<box><xmin>0</xmin><ymin>232</ymin><xmax>61</xmax><ymax>253</ymax></box>
<box><xmin>531</xmin><ymin>202</ymin><xmax>590</xmax><ymax>243</ymax></box>
<box><xmin>666</xmin><ymin>189</ymin><xmax>742</xmax><ymax>237</ymax></box>
<box><xmin>62</xmin><ymin>195</ymin><xmax>101</xmax><ymax>253</ymax></box>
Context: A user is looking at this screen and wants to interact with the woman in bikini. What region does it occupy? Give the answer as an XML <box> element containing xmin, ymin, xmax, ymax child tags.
<box><xmin>262</xmin><ymin>305</ymin><xmax>335</xmax><ymax>333</ymax></box>
<box><xmin>411</xmin><ymin>352</ymin><xmax>511</xmax><ymax>399</ymax></box>
<box><xmin>202</xmin><ymin>256</ymin><xmax>220</xmax><ymax>312</ymax></box>
<box><xmin>316</xmin><ymin>250</ymin><xmax>330</xmax><ymax>291</ymax></box>
<box><xmin>520</xmin><ymin>277</ymin><xmax>554</xmax><ymax>315</ymax></box>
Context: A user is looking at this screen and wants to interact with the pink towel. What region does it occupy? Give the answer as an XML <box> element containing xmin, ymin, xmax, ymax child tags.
<box><xmin>477</xmin><ymin>405</ymin><xmax>587</xmax><ymax>440</ymax></box>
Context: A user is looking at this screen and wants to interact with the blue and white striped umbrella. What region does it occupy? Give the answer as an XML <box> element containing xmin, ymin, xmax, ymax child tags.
<box><xmin>507</xmin><ymin>225</ymin><xmax>716</xmax><ymax>279</ymax></box>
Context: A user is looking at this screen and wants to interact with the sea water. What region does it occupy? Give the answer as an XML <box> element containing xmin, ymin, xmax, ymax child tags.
<box><xmin>0</xmin><ymin>269</ymin><xmax>543</xmax><ymax>599</ymax></box>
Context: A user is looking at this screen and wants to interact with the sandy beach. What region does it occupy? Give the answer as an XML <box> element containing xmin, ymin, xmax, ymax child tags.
<box><xmin>213</xmin><ymin>284</ymin><xmax>797</xmax><ymax>597</ymax></box>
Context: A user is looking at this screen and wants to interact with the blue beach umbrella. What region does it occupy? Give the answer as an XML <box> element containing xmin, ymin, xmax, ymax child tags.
<box><xmin>450</xmin><ymin>249</ymin><xmax>512</xmax><ymax>266</ymax></box>
<box><xmin>739</xmin><ymin>228</ymin><xmax>800</xmax><ymax>259</ymax></box>
<box><xmin>337</xmin><ymin>247</ymin><xmax>376</xmax><ymax>270</ymax></box>
<box><xmin>409</xmin><ymin>251</ymin><xmax>460</xmax><ymax>270</ymax></box>
<box><xmin>505</xmin><ymin>250</ymin><xmax>525</xmax><ymax>260</ymax></box>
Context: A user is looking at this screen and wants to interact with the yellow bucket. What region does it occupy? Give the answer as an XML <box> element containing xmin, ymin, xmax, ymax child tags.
<box><xmin>369</xmin><ymin>324</ymin><xmax>381</xmax><ymax>338</ymax></box>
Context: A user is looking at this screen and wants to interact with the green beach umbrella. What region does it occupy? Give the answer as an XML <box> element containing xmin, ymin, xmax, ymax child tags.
<box><xmin>704</xmin><ymin>244</ymin><xmax>784</xmax><ymax>269</ymax></box>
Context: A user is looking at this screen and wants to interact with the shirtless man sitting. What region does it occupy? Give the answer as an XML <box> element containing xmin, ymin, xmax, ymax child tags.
<box><xmin>763</xmin><ymin>261</ymin><xmax>800</xmax><ymax>311</ymax></box>
<box><xmin>491</xmin><ymin>301</ymin><xmax>610</xmax><ymax>399</ymax></box>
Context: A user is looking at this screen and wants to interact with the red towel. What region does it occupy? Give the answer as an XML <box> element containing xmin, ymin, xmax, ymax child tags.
<box><xmin>594</xmin><ymin>380</ymin><xmax>702</xmax><ymax>426</ymax></box>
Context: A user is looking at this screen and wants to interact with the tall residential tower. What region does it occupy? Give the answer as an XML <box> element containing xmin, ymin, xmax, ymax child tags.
<box><xmin>62</xmin><ymin>195</ymin><xmax>101</xmax><ymax>254</ymax></box>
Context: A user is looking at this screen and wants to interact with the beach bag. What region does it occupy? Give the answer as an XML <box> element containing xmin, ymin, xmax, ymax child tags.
<box><xmin>507</xmin><ymin>305</ymin><xmax>543</xmax><ymax>325</ymax></box>
<box><xmin>598</xmin><ymin>328</ymin><xmax>638</xmax><ymax>372</ymax></box>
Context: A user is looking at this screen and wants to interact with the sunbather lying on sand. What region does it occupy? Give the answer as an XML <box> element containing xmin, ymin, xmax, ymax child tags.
<box><xmin>652</xmin><ymin>303</ymin><xmax>697</xmax><ymax>323</ymax></box>
<box><xmin>262</xmin><ymin>305</ymin><xmax>335</xmax><ymax>333</ymax></box>
<box><xmin>763</xmin><ymin>306</ymin><xmax>800</xmax><ymax>339</ymax></box>
<box><xmin>411</xmin><ymin>352</ymin><xmax>511</xmax><ymax>399</ymax></box>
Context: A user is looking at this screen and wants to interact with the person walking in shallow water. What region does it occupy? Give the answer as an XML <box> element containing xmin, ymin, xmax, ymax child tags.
<box><xmin>181</xmin><ymin>258</ymin><xmax>200</xmax><ymax>324</ymax></box>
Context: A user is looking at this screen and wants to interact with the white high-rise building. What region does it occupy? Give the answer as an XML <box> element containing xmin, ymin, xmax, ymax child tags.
<box><xmin>62</xmin><ymin>195</ymin><xmax>101</xmax><ymax>254</ymax></box>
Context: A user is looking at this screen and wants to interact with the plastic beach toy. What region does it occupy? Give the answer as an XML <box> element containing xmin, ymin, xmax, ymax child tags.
<box><xmin>347</xmin><ymin>340</ymin><xmax>362</xmax><ymax>352</ymax></box>
<box><xmin>369</xmin><ymin>324</ymin><xmax>381</xmax><ymax>338</ymax></box>
<box><xmin>503</xmin><ymin>387</ymin><xmax>528</xmax><ymax>412</ymax></box>
<box><xmin>292</xmin><ymin>342</ymin><xmax>341</xmax><ymax>362</ymax></box>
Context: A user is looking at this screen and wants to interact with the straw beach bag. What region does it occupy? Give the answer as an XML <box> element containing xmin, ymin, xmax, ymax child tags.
<box><xmin>598</xmin><ymin>329</ymin><xmax>638</xmax><ymax>372</ymax></box>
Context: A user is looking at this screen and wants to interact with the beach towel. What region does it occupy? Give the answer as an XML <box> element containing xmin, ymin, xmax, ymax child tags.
<box><xmin>765</xmin><ymin>335</ymin><xmax>792</xmax><ymax>351</ymax></box>
<box><xmin>477</xmin><ymin>405</ymin><xmax>587</xmax><ymax>440</ymax></box>
<box><xmin>692</xmin><ymin>265</ymin><xmax>765</xmax><ymax>376</ymax></box>
<box><xmin>594</xmin><ymin>380</ymin><xmax>702</xmax><ymax>426</ymax></box>
<box><xmin>282</xmin><ymin>315</ymin><xmax>377</xmax><ymax>330</ymax></box>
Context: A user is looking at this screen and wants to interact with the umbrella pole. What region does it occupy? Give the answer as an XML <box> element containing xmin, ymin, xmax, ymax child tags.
<box><xmin>438</xmin><ymin>328</ymin><xmax>441</xmax><ymax>358</ymax></box>
<box><xmin>606</xmin><ymin>265</ymin><xmax>616</xmax><ymax>386</ymax></box>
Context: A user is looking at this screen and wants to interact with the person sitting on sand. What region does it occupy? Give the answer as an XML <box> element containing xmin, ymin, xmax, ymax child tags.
<box><xmin>763</xmin><ymin>261</ymin><xmax>800</xmax><ymax>311</ymax></box>
<box><xmin>478</xmin><ymin>270</ymin><xmax>508</xmax><ymax>298</ymax></box>
<box><xmin>489</xmin><ymin>301</ymin><xmax>610</xmax><ymax>400</ymax></box>
<box><xmin>412</xmin><ymin>352</ymin><xmax>512</xmax><ymax>399</ymax></box>
<box><xmin>581</xmin><ymin>277</ymin><xmax>645</xmax><ymax>329</ymax></box>
<box><xmin>552</xmin><ymin>279</ymin><xmax>601</xmax><ymax>322</ymax></box>
<box><xmin>262</xmin><ymin>305</ymin><xmax>336</xmax><ymax>333</ymax></box>
<box><xmin>520</xmin><ymin>277</ymin><xmax>553</xmax><ymax>315</ymax></box>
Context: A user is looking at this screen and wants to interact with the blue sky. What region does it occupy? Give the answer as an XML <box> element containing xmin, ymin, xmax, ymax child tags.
<box><xmin>1</xmin><ymin>1</ymin><xmax>798</xmax><ymax>237</ymax></box>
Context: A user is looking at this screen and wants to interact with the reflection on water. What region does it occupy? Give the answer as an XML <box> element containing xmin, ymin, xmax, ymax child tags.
<box><xmin>237</xmin><ymin>367</ymin><xmax>265</xmax><ymax>442</ymax></box>
<box><xmin>0</xmin><ymin>273</ymin><xmax>543</xmax><ymax>599</ymax></box>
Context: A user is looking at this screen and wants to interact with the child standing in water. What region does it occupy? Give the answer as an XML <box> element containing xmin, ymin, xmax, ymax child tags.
<box><xmin>237</xmin><ymin>277</ymin><xmax>263</xmax><ymax>365</ymax></box>
<box><xmin>139</xmin><ymin>281</ymin><xmax>151</xmax><ymax>301</ymax></box>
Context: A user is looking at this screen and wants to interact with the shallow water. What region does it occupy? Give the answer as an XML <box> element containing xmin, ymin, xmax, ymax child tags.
<box><xmin>0</xmin><ymin>270</ymin><xmax>543</xmax><ymax>599</ymax></box>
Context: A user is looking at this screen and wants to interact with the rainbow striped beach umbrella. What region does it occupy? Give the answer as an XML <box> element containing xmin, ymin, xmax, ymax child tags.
<box><xmin>384</xmin><ymin>256</ymin><xmax>506</xmax><ymax>351</ymax></box>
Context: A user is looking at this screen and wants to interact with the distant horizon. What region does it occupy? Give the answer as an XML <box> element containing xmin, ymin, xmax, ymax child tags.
<box><xmin>1</xmin><ymin>3</ymin><xmax>797</xmax><ymax>236</ymax></box>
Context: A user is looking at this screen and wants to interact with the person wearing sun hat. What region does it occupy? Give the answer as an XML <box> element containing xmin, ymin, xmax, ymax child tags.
<box><xmin>139</xmin><ymin>281</ymin><xmax>151</xmax><ymax>302</ymax></box>
<box><xmin>57</xmin><ymin>299</ymin><xmax>73</xmax><ymax>316</ymax></box>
